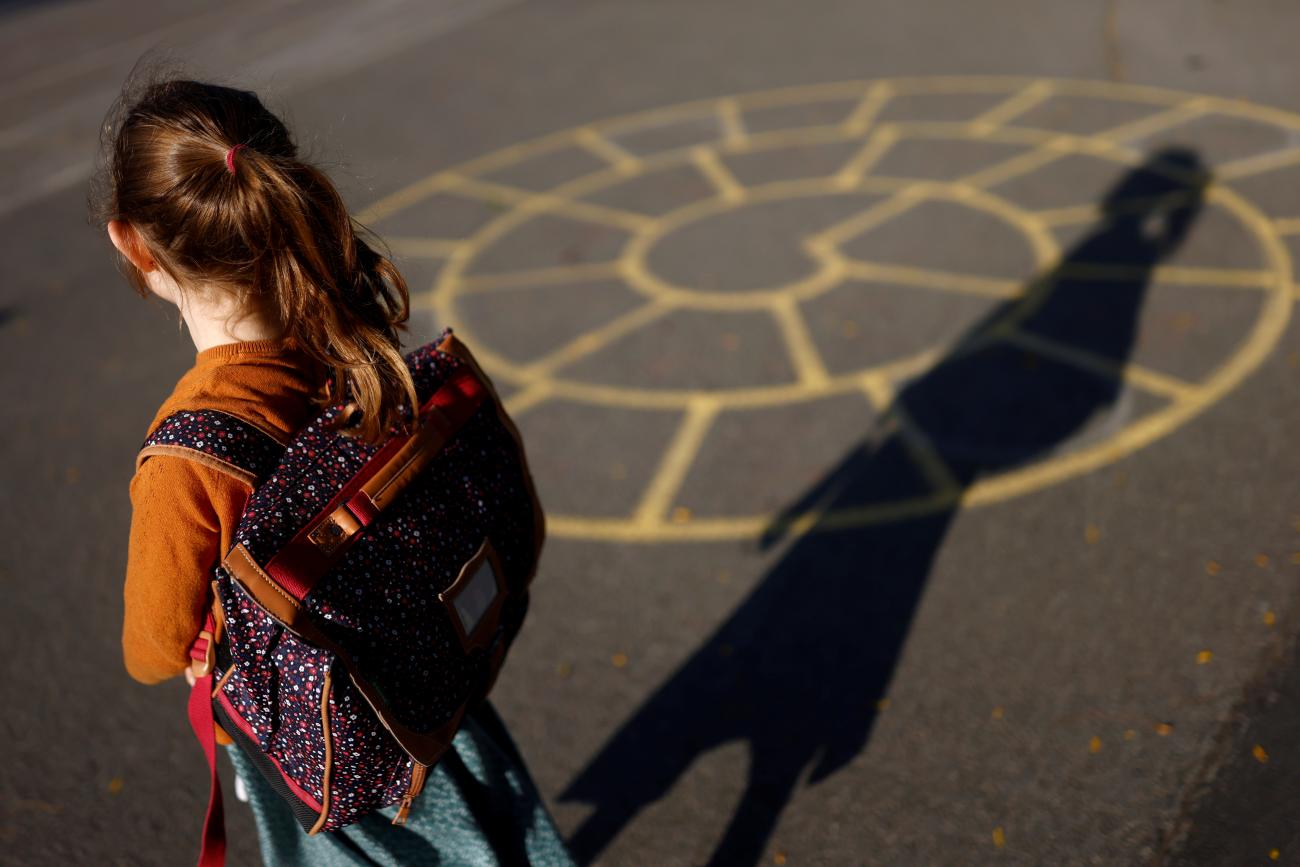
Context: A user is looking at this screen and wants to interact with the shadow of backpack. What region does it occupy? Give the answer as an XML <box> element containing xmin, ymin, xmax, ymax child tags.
<box><xmin>137</xmin><ymin>330</ymin><xmax>544</xmax><ymax>867</ymax></box>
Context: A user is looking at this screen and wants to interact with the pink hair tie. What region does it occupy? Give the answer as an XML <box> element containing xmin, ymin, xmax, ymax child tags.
<box><xmin>225</xmin><ymin>144</ymin><xmax>247</xmax><ymax>175</ymax></box>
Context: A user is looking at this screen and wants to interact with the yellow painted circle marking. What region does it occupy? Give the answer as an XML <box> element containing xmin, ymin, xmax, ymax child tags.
<box><xmin>364</xmin><ymin>77</ymin><xmax>1295</xmax><ymax>542</ymax></box>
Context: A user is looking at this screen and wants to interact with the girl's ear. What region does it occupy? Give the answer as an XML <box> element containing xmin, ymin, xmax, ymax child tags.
<box><xmin>107</xmin><ymin>220</ymin><xmax>157</xmax><ymax>273</ymax></box>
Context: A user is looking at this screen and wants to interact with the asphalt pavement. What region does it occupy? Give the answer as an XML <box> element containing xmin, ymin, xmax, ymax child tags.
<box><xmin>4</xmin><ymin>2</ymin><xmax>1300</xmax><ymax>865</ymax></box>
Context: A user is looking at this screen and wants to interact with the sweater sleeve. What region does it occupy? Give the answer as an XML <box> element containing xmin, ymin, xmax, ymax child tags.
<box><xmin>122</xmin><ymin>454</ymin><xmax>251</xmax><ymax>685</ymax></box>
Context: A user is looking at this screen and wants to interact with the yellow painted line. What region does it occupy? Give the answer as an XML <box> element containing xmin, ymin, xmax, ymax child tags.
<box><xmin>449</xmin><ymin>175</ymin><xmax>654</xmax><ymax>232</ymax></box>
<box><xmin>717</xmin><ymin>98</ymin><xmax>749</xmax><ymax>146</ymax></box>
<box><xmin>520</xmin><ymin>301</ymin><xmax>674</xmax><ymax>377</ymax></box>
<box><xmin>891</xmin><ymin>403</ymin><xmax>963</xmax><ymax>495</ymax></box>
<box><xmin>1093</xmin><ymin>98</ymin><xmax>1211</xmax><ymax>143</ymax></box>
<box><xmin>356</xmin><ymin>172</ymin><xmax>461</xmax><ymax>224</ymax></box>
<box><xmin>858</xmin><ymin>371</ymin><xmax>895</xmax><ymax>410</ymax></box>
<box><xmin>1058</xmin><ymin>262</ymin><xmax>1277</xmax><ymax>289</ymax></box>
<box><xmin>724</xmin><ymin>123</ymin><xmax>860</xmax><ymax>155</ymax></box>
<box><xmin>690</xmin><ymin>146</ymin><xmax>747</xmax><ymax>202</ymax></box>
<box><xmin>1032</xmin><ymin>189</ymin><xmax>1199</xmax><ymax>228</ymax></box>
<box><xmin>545</xmin><ymin>491</ymin><xmax>961</xmax><ymax>543</ymax></box>
<box><xmin>1216</xmin><ymin>145</ymin><xmax>1300</xmax><ymax>181</ymax></box>
<box><xmin>889</xmin><ymin>120</ymin><xmax>1062</xmax><ymax>148</ymax></box>
<box><xmin>1004</xmin><ymin>329</ymin><xmax>1196</xmax><ymax>400</ymax></box>
<box><xmin>544</xmin><ymin>197</ymin><xmax>656</xmax><ymax>233</ymax></box>
<box><xmin>573</xmin><ymin>126</ymin><xmax>642</xmax><ymax>173</ymax></box>
<box><xmin>834</xmin><ymin>124</ymin><xmax>900</xmax><ymax>187</ymax></box>
<box><xmin>844</xmin><ymin>260</ymin><xmax>1023</xmax><ymax>298</ymax></box>
<box><xmin>811</xmin><ymin>185</ymin><xmax>926</xmax><ymax>245</ymax></box>
<box><xmin>546</xmin><ymin>513</ymin><xmax>762</xmax><ymax>543</ymax></box>
<box><xmin>841</xmin><ymin>81</ymin><xmax>894</xmax><ymax>136</ymax></box>
<box><xmin>728</xmin><ymin>81</ymin><xmax>872</xmax><ymax>112</ymax></box>
<box><xmin>1034</xmin><ymin>203</ymin><xmax>1101</xmax><ymax>227</ymax></box>
<box><xmin>384</xmin><ymin>237</ymin><xmax>467</xmax><ymax>258</ymax></box>
<box><xmin>959</xmin><ymin>139</ymin><xmax>1071</xmax><ymax>189</ymax></box>
<box><xmin>445</xmin><ymin>174</ymin><xmax>542</xmax><ymax>206</ymax></box>
<box><xmin>771</xmin><ymin>296</ymin><xmax>831</xmax><ymax>387</ymax></box>
<box><xmin>458</xmin><ymin>261</ymin><xmax>624</xmax><ymax>292</ymax></box>
<box><xmin>631</xmin><ymin>397</ymin><xmax>721</xmax><ymax>525</ymax></box>
<box><xmin>502</xmin><ymin>381</ymin><xmax>555</xmax><ymax>417</ymax></box>
<box><xmin>1272</xmin><ymin>217</ymin><xmax>1300</xmax><ymax>236</ymax></box>
<box><xmin>967</xmin><ymin>80</ymin><xmax>1055</xmax><ymax>135</ymax></box>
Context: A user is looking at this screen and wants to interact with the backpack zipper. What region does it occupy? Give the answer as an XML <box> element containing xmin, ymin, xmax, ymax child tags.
<box><xmin>392</xmin><ymin>761</ymin><xmax>428</xmax><ymax>825</ymax></box>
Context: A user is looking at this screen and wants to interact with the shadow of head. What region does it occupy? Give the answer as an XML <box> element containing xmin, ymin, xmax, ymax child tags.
<box><xmin>1097</xmin><ymin>145</ymin><xmax>1209</xmax><ymax>255</ymax></box>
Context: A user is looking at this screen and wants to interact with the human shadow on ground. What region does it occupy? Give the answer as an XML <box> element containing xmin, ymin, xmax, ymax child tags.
<box><xmin>558</xmin><ymin>148</ymin><xmax>1209</xmax><ymax>866</ymax></box>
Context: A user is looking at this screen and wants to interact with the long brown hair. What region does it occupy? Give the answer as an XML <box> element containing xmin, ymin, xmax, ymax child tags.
<box><xmin>92</xmin><ymin>76</ymin><xmax>416</xmax><ymax>443</ymax></box>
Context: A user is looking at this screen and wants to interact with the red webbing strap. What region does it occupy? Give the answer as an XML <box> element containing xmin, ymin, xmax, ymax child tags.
<box><xmin>188</xmin><ymin>674</ymin><xmax>225</xmax><ymax>867</ymax></box>
<box><xmin>187</xmin><ymin>613</ymin><xmax>225</xmax><ymax>867</ymax></box>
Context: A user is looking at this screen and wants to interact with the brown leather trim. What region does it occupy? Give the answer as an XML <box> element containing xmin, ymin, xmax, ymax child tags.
<box><xmin>308</xmin><ymin>669</ymin><xmax>334</xmax><ymax>835</ymax></box>
<box><xmin>223</xmin><ymin>543</ymin><xmax>305</xmax><ymax>630</ymax></box>
<box><xmin>212</xmin><ymin>664</ymin><xmax>237</xmax><ymax>697</ymax></box>
<box><xmin>136</xmin><ymin>444</ymin><xmax>257</xmax><ymax>486</ymax></box>
<box><xmin>211</xmin><ymin>656</ymin><xmax>237</xmax><ymax>745</ymax></box>
<box><xmin>408</xmin><ymin>761</ymin><xmax>429</xmax><ymax>801</ymax></box>
<box><xmin>435</xmin><ymin>333</ymin><xmax>546</xmax><ymax>586</ymax></box>
<box><xmin>439</xmin><ymin>537</ymin><xmax>508</xmax><ymax>654</ymax></box>
<box><xmin>362</xmin><ymin>409</ymin><xmax>453</xmax><ymax>512</ymax></box>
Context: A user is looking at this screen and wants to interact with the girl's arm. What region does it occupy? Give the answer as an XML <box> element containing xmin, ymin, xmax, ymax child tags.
<box><xmin>122</xmin><ymin>455</ymin><xmax>249</xmax><ymax>684</ymax></box>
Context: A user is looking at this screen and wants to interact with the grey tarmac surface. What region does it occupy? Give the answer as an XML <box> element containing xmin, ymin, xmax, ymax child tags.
<box><xmin>4</xmin><ymin>2</ymin><xmax>1300</xmax><ymax>865</ymax></box>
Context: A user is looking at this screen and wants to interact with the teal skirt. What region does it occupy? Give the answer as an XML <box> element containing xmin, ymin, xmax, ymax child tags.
<box><xmin>225</xmin><ymin>702</ymin><xmax>575</xmax><ymax>867</ymax></box>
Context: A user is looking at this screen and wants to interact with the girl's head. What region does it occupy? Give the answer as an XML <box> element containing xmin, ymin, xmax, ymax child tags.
<box><xmin>93</xmin><ymin>77</ymin><xmax>415</xmax><ymax>443</ymax></box>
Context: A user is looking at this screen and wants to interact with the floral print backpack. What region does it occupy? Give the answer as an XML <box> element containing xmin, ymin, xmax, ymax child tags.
<box><xmin>138</xmin><ymin>330</ymin><xmax>544</xmax><ymax>867</ymax></box>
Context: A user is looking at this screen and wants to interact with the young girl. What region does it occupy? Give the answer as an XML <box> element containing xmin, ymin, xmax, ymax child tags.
<box><xmin>98</xmin><ymin>76</ymin><xmax>575</xmax><ymax>866</ymax></box>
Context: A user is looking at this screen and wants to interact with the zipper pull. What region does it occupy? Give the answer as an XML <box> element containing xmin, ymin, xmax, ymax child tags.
<box><xmin>391</xmin><ymin>761</ymin><xmax>428</xmax><ymax>826</ymax></box>
<box><xmin>392</xmin><ymin>793</ymin><xmax>415</xmax><ymax>826</ymax></box>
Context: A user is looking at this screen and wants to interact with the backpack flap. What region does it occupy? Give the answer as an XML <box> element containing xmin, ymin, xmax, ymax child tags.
<box><xmin>219</xmin><ymin>365</ymin><xmax>493</xmax><ymax>765</ymax></box>
<box><xmin>208</xmin><ymin>329</ymin><xmax>545</xmax><ymax>833</ymax></box>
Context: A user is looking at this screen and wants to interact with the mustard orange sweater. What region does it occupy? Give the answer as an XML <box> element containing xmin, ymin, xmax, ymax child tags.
<box><xmin>123</xmin><ymin>338</ymin><xmax>326</xmax><ymax>686</ymax></box>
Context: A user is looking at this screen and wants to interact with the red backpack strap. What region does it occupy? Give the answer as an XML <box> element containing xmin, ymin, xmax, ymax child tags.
<box><xmin>188</xmin><ymin>612</ymin><xmax>226</xmax><ymax>867</ymax></box>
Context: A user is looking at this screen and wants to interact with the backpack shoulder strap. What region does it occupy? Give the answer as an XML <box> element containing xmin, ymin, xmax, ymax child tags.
<box><xmin>137</xmin><ymin>409</ymin><xmax>287</xmax><ymax>487</ymax></box>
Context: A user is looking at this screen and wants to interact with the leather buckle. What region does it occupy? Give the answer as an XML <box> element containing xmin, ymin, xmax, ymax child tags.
<box><xmin>189</xmin><ymin>628</ymin><xmax>216</xmax><ymax>678</ymax></box>
<box><xmin>306</xmin><ymin>504</ymin><xmax>364</xmax><ymax>556</ymax></box>
<box><xmin>307</xmin><ymin>513</ymin><xmax>349</xmax><ymax>556</ymax></box>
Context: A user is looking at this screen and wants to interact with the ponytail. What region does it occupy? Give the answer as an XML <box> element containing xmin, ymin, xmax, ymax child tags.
<box><xmin>93</xmin><ymin>77</ymin><xmax>417</xmax><ymax>443</ymax></box>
